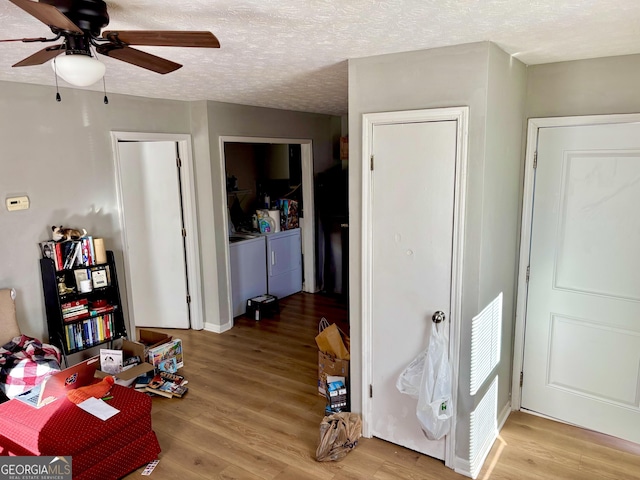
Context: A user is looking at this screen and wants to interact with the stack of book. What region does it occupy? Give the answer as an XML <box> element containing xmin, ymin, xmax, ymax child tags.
<box><xmin>143</xmin><ymin>371</ymin><xmax>188</xmax><ymax>398</ymax></box>
<box><xmin>62</xmin><ymin>299</ymin><xmax>89</xmax><ymax>322</ymax></box>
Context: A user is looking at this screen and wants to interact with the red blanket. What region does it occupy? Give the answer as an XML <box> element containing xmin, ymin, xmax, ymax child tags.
<box><xmin>0</xmin><ymin>335</ymin><xmax>61</xmax><ymax>398</ymax></box>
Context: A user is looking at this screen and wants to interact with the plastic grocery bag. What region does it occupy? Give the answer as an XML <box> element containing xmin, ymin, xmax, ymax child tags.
<box><xmin>396</xmin><ymin>322</ymin><xmax>452</xmax><ymax>440</ymax></box>
<box><xmin>316</xmin><ymin>412</ymin><xmax>362</xmax><ymax>462</ymax></box>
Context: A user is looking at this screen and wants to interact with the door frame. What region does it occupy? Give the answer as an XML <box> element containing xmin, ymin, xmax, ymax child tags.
<box><xmin>219</xmin><ymin>136</ymin><xmax>316</xmax><ymax>326</ymax></box>
<box><xmin>361</xmin><ymin>107</ymin><xmax>469</xmax><ymax>468</ymax></box>
<box><xmin>511</xmin><ymin>113</ymin><xmax>640</xmax><ymax>410</ymax></box>
<box><xmin>111</xmin><ymin>131</ymin><xmax>204</xmax><ymax>334</ymax></box>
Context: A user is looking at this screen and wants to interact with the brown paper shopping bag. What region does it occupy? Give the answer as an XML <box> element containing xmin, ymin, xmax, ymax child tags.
<box><xmin>315</xmin><ymin>323</ymin><xmax>350</xmax><ymax>360</ymax></box>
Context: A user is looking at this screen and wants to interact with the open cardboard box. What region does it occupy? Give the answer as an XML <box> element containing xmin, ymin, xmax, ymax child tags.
<box><xmin>138</xmin><ymin>329</ymin><xmax>172</xmax><ymax>352</ymax></box>
<box><xmin>95</xmin><ymin>339</ymin><xmax>154</xmax><ymax>387</ymax></box>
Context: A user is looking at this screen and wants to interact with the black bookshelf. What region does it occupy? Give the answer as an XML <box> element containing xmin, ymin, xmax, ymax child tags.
<box><xmin>40</xmin><ymin>250</ymin><xmax>127</xmax><ymax>359</ymax></box>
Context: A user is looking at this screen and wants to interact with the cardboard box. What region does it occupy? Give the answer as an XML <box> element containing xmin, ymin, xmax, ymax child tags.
<box><xmin>318</xmin><ymin>350</ymin><xmax>349</xmax><ymax>396</ymax></box>
<box><xmin>95</xmin><ymin>339</ymin><xmax>154</xmax><ymax>387</ymax></box>
<box><xmin>138</xmin><ymin>329</ymin><xmax>172</xmax><ymax>351</ymax></box>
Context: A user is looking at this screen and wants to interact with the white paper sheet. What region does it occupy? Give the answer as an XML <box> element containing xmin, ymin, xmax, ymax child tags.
<box><xmin>77</xmin><ymin>397</ymin><xmax>120</xmax><ymax>421</ymax></box>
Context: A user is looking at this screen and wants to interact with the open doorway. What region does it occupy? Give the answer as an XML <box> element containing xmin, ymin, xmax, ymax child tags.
<box><xmin>220</xmin><ymin>136</ymin><xmax>316</xmax><ymax>324</ymax></box>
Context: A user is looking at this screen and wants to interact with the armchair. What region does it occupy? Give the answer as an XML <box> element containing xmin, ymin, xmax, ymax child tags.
<box><xmin>0</xmin><ymin>288</ymin><xmax>61</xmax><ymax>400</ymax></box>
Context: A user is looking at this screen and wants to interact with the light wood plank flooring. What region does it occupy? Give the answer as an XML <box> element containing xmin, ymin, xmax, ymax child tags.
<box><xmin>124</xmin><ymin>293</ymin><xmax>640</xmax><ymax>479</ymax></box>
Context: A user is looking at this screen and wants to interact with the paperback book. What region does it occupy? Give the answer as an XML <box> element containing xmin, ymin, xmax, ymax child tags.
<box><xmin>145</xmin><ymin>373</ymin><xmax>188</xmax><ymax>398</ymax></box>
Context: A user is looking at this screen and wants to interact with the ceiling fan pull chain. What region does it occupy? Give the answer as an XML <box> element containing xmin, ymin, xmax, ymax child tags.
<box><xmin>52</xmin><ymin>56</ymin><xmax>61</xmax><ymax>102</ymax></box>
<box><xmin>102</xmin><ymin>76</ymin><xmax>108</xmax><ymax>105</ymax></box>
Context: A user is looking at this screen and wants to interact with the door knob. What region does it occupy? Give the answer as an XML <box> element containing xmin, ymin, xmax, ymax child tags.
<box><xmin>432</xmin><ymin>311</ymin><xmax>446</xmax><ymax>324</ymax></box>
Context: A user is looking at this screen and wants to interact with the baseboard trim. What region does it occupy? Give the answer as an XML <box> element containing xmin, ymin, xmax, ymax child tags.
<box><xmin>204</xmin><ymin>321</ymin><xmax>232</xmax><ymax>334</ymax></box>
<box><xmin>454</xmin><ymin>456</ymin><xmax>472</xmax><ymax>478</ymax></box>
<box><xmin>497</xmin><ymin>401</ymin><xmax>511</xmax><ymax>431</ymax></box>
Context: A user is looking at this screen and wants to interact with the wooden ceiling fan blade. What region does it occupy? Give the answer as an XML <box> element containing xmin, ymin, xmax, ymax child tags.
<box><xmin>97</xmin><ymin>45</ymin><xmax>182</xmax><ymax>74</ymax></box>
<box><xmin>101</xmin><ymin>30</ymin><xmax>220</xmax><ymax>48</ymax></box>
<box><xmin>12</xmin><ymin>44</ymin><xmax>64</xmax><ymax>67</ymax></box>
<box><xmin>0</xmin><ymin>37</ymin><xmax>48</xmax><ymax>43</ymax></box>
<box><xmin>8</xmin><ymin>0</ymin><xmax>82</xmax><ymax>34</ymax></box>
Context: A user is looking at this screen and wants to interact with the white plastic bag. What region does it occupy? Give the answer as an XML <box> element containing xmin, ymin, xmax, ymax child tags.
<box><xmin>396</xmin><ymin>322</ymin><xmax>452</xmax><ymax>440</ymax></box>
<box><xmin>396</xmin><ymin>350</ymin><xmax>426</xmax><ymax>399</ymax></box>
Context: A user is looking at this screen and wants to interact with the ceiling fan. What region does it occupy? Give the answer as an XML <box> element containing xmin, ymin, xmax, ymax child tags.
<box><xmin>1</xmin><ymin>0</ymin><xmax>220</xmax><ymax>87</ymax></box>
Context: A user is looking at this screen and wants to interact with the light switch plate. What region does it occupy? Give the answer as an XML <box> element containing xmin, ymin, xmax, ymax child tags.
<box><xmin>6</xmin><ymin>196</ymin><xmax>29</xmax><ymax>211</ymax></box>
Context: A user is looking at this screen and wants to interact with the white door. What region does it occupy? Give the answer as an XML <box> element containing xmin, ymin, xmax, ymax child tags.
<box><xmin>117</xmin><ymin>141</ymin><xmax>190</xmax><ymax>329</ymax></box>
<box><xmin>370</xmin><ymin>120</ymin><xmax>457</xmax><ymax>459</ymax></box>
<box><xmin>522</xmin><ymin>122</ymin><xmax>640</xmax><ymax>444</ymax></box>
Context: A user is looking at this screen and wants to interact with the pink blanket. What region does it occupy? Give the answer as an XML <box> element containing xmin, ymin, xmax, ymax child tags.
<box><xmin>0</xmin><ymin>335</ymin><xmax>61</xmax><ymax>398</ymax></box>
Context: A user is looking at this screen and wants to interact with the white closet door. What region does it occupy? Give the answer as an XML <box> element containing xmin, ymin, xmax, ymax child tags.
<box><xmin>370</xmin><ymin>120</ymin><xmax>457</xmax><ymax>459</ymax></box>
<box><xmin>118</xmin><ymin>141</ymin><xmax>190</xmax><ymax>329</ymax></box>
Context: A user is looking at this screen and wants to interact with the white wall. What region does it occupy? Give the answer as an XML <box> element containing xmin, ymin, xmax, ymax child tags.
<box><xmin>348</xmin><ymin>41</ymin><xmax>526</xmax><ymax>466</ymax></box>
<box><xmin>526</xmin><ymin>53</ymin><xmax>640</xmax><ymax>117</ymax></box>
<box><xmin>481</xmin><ymin>42</ymin><xmax>527</xmax><ymax>426</ymax></box>
<box><xmin>0</xmin><ymin>81</ymin><xmax>192</xmax><ymax>341</ymax></box>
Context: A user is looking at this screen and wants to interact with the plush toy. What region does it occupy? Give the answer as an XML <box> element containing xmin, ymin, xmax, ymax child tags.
<box><xmin>51</xmin><ymin>226</ymin><xmax>87</xmax><ymax>242</ymax></box>
<box><xmin>66</xmin><ymin>375</ymin><xmax>115</xmax><ymax>404</ymax></box>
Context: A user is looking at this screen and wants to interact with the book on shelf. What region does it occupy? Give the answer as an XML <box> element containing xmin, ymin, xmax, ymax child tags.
<box><xmin>63</xmin><ymin>310</ymin><xmax>90</xmax><ymax>323</ymax></box>
<box><xmin>62</xmin><ymin>241</ymin><xmax>82</xmax><ymax>269</ymax></box>
<box><xmin>88</xmin><ymin>236</ymin><xmax>96</xmax><ymax>265</ymax></box>
<box><xmin>54</xmin><ymin>243</ymin><xmax>64</xmax><ymax>271</ymax></box>
<box><xmin>39</xmin><ymin>237</ymin><xmax>103</xmax><ymax>270</ymax></box>
<box><xmin>61</xmin><ymin>299</ymin><xmax>88</xmax><ymax>310</ymax></box>
<box><xmin>64</xmin><ymin>313</ymin><xmax>114</xmax><ymax>350</ymax></box>
<box><xmin>81</xmin><ymin>238</ymin><xmax>93</xmax><ymax>266</ymax></box>
<box><xmin>62</xmin><ymin>304</ymin><xmax>88</xmax><ymax>314</ymax></box>
<box><xmin>89</xmin><ymin>305</ymin><xmax>115</xmax><ymax>315</ymax></box>
<box><xmin>62</xmin><ymin>300</ymin><xmax>89</xmax><ymax>316</ymax></box>
<box><xmin>63</xmin><ymin>310</ymin><xmax>89</xmax><ymax>320</ymax></box>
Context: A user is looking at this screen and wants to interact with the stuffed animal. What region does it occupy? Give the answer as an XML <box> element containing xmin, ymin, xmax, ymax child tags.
<box><xmin>51</xmin><ymin>226</ymin><xmax>87</xmax><ymax>242</ymax></box>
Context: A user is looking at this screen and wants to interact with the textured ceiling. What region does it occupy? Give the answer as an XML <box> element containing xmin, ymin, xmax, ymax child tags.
<box><xmin>1</xmin><ymin>0</ymin><xmax>639</xmax><ymax>115</ymax></box>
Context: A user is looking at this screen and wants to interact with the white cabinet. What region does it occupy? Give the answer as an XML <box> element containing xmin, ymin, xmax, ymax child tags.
<box><xmin>229</xmin><ymin>236</ymin><xmax>267</xmax><ymax>317</ymax></box>
<box><xmin>265</xmin><ymin>228</ymin><xmax>302</xmax><ymax>299</ymax></box>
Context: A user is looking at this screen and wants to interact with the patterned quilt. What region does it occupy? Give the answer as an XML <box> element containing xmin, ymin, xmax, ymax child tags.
<box><xmin>0</xmin><ymin>335</ymin><xmax>61</xmax><ymax>399</ymax></box>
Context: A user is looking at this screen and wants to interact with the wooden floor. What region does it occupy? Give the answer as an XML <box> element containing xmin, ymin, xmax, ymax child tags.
<box><xmin>125</xmin><ymin>293</ymin><xmax>640</xmax><ymax>479</ymax></box>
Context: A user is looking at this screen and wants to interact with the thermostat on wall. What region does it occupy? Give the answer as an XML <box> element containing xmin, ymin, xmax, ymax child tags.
<box><xmin>6</xmin><ymin>196</ymin><xmax>29</xmax><ymax>211</ymax></box>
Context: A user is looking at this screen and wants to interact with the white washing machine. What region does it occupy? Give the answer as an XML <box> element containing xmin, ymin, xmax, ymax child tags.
<box><xmin>228</xmin><ymin>235</ymin><xmax>267</xmax><ymax>317</ymax></box>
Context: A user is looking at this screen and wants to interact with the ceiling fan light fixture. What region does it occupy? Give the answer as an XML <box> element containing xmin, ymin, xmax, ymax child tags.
<box><xmin>52</xmin><ymin>53</ymin><xmax>105</xmax><ymax>87</ymax></box>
